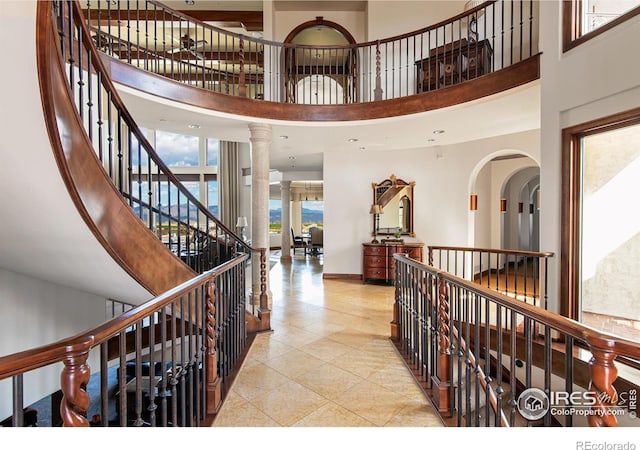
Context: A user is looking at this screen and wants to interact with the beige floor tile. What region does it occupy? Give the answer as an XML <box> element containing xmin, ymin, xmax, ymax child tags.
<box><xmin>384</xmin><ymin>400</ymin><xmax>444</xmax><ymax>427</ymax></box>
<box><xmin>291</xmin><ymin>402</ymin><xmax>376</xmax><ymax>427</ymax></box>
<box><xmin>293</xmin><ymin>362</ymin><xmax>364</xmax><ymax>398</ymax></box>
<box><xmin>213</xmin><ymin>254</ymin><xmax>444</xmax><ymax>428</ymax></box>
<box><xmin>231</xmin><ymin>362</ymin><xmax>291</xmax><ymax>401</ymax></box>
<box><xmin>330</xmin><ymin>379</ymin><xmax>410</xmax><ymax>426</ymax></box>
<box><xmin>249</xmin><ymin>379</ymin><xmax>329</xmax><ymax>426</ymax></box>
<box><xmin>263</xmin><ymin>348</ymin><xmax>327</xmax><ymax>378</ymax></box>
<box><xmin>298</xmin><ymin>336</ymin><xmax>353</xmax><ymax>362</ymax></box>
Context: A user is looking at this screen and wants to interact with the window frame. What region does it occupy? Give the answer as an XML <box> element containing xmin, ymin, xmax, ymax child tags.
<box><xmin>563</xmin><ymin>0</ymin><xmax>640</xmax><ymax>52</ymax></box>
<box><xmin>560</xmin><ymin>107</ymin><xmax>640</xmax><ymax>319</ymax></box>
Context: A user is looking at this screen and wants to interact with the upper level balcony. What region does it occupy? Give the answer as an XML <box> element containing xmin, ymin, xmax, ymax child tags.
<box><xmin>84</xmin><ymin>0</ymin><xmax>540</xmax><ymax>121</ymax></box>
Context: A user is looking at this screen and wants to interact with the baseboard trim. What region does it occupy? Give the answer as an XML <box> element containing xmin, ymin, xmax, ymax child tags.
<box><xmin>322</xmin><ymin>273</ymin><xmax>363</xmax><ymax>281</ymax></box>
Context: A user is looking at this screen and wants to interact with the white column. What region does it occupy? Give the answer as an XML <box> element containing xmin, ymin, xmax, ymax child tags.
<box><xmin>249</xmin><ymin>123</ymin><xmax>272</xmax><ymax>308</ymax></box>
<box><xmin>280</xmin><ymin>180</ymin><xmax>292</xmax><ymax>261</ymax></box>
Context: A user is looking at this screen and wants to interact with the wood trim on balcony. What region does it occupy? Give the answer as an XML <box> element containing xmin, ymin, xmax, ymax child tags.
<box><xmin>102</xmin><ymin>53</ymin><xmax>540</xmax><ymax>122</ymax></box>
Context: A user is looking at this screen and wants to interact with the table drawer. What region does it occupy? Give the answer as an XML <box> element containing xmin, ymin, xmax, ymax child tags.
<box><xmin>363</xmin><ymin>256</ymin><xmax>387</xmax><ymax>268</ymax></box>
<box><xmin>363</xmin><ymin>267</ymin><xmax>387</xmax><ymax>279</ymax></box>
<box><xmin>399</xmin><ymin>247</ymin><xmax>423</xmax><ymax>260</ymax></box>
<box><xmin>363</xmin><ymin>246</ymin><xmax>388</xmax><ymax>256</ymax></box>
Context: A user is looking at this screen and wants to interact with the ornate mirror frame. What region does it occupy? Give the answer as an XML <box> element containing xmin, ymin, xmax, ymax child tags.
<box><xmin>372</xmin><ymin>174</ymin><xmax>415</xmax><ymax>237</ymax></box>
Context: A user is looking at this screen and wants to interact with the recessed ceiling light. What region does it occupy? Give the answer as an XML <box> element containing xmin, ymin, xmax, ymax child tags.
<box><xmin>188</xmin><ymin>124</ymin><xmax>200</xmax><ymax>129</ymax></box>
<box><xmin>433</xmin><ymin>129</ymin><xmax>445</xmax><ymax>134</ymax></box>
<box><xmin>359</xmin><ymin>146</ymin><xmax>366</xmax><ymax>150</ymax></box>
<box><xmin>279</xmin><ymin>135</ymin><xmax>289</xmax><ymax>139</ymax></box>
<box><xmin>348</xmin><ymin>138</ymin><xmax>359</xmax><ymax>142</ymax></box>
<box><xmin>288</xmin><ymin>156</ymin><xmax>296</xmax><ymax>160</ymax></box>
<box><xmin>427</xmin><ymin>139</ymin><xmax>436</xmax><ymax>142</ymax></box>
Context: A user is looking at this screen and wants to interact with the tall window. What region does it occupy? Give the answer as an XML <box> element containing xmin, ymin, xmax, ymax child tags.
<box><xmin>269</xmin><ymin>199</ymin><xmax>281</xmax><ymax>233</ymax></box>
<box><xmin>562</xmin><ymin>109</ymin><xmax>640</xmax><ymax>342</ymax></box>
<box><xmin>155</xmin><ymin>130</ymin><xmax>199</xmax><ymax>167</ymax></box>
<box><xmin>207</xmin><ymin>179</ymin><xmax>219</xmax><ymax>217</ymax></box>
<box><xmin>207</xmin><ymin>138</ymin><xmax>219</xmax><ymax>167</ymax></box>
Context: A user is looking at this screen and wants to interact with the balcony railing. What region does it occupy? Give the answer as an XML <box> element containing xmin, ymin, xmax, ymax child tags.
<box><xmin>393</xmin><ymin>254</ymin><xmax>640</xmax><ymax>427</ymax></box>
<box><xmin>82</xmin><ymin>0</ymin><xmax>538</xmax><ymax>104</ymax></box>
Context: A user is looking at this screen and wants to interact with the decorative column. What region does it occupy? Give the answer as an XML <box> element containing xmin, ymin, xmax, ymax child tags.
<box><xmin>281</xmin><ymin>180</ymin><xmax>292</xmax><ymax>262</ymax></box>
<box><xmin>248</xmin><ymin>123</ymin><xmax>272</xmax><ymax>309</ymax></box>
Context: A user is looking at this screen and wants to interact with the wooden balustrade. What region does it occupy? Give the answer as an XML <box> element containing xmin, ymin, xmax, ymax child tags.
<box><xmin>393</xmin><ymin>253</ymin><xmax>640</xmax><ymax>427</ymax></box>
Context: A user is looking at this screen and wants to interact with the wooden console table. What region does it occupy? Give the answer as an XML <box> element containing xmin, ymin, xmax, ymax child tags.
<box><xmin>362</xmin><ymin>242</ymin><xmax>424</xmax><ymax>284</ymax></box>
<box><xmin>415</xmin><ymin>38</ymin><xmax>492</xmax><ymax>92</ymax></box>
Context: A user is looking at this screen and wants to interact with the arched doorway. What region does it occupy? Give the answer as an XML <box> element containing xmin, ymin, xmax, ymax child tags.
<box><xmin>283</xmin><ymin>17</ymin><xmax>357</xmax><ymax>104</ymax></box>
<box><xmin>468</xmin><ymin>152</ymin><xmax>540</xmax><ymax>252</ymax></box>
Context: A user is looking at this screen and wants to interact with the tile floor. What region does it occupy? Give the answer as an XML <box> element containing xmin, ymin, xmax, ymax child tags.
<box><xmin>212</xmin><ymin>252</ymin><xmax>443</xmax><ymax>428</ymax></box>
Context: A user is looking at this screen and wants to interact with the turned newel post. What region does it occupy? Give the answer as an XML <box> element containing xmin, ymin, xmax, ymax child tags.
<box><xmin>374</xmin><ymin>40</ymin><xmax>383</xmax><ymax>101</ymax></box>
<box><xmin>239</xmin><ymin>37</ymin><xmax>247</xmax><ymax>98</ymax></box>
<box><xmin>60</xmin><ymin>339</ymin><xmax>93</xmax><ymax>426</ymax></box>
<box><xmin>205</xmin><ymin>281</ymin><xmax>222</xmax><ymax>414</ymax></box>
<box><xmin>587</xmin><ymin>345</ymin><xmax>619</xmax><ymax>427</ymax></box>
<box><xmin>431</xmin><ymin>277</ymin><xmax>453</xmax><ymax>416</ymax></box>
<box><xmin>258</xmin><ymin>248</ymin><xmax>271</xmax><ymax>331</ymax></box>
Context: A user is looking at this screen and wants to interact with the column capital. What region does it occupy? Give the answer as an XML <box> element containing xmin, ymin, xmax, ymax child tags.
<box><xmin>280</xmin><ymin>180</ymin><xmax>292</xmax><ymax>191</ymax></box>
<box><xmin>248</xmin><ymin>123</ymin><xmax>272</xmax><ymax>143</ymax></box>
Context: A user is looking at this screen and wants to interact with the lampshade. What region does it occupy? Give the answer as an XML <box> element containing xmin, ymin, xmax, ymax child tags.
<box><xmin>236</xmin><ymin>216</ymin><xmax>248</xmax><ymax>227</ymax></box>
<box><xmin>370</xmin><ymin>204</ymin><xmax>382</xmax><ymax>214</ymax></box>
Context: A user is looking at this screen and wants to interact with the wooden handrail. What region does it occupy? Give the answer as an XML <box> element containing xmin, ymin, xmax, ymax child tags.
<box><xmin>84</xmin><ymin>0</ymin><xmax>538</xmax><ymax>109</ymax></box>
<box><xmin>393</xmin><ymin>254</ymin><xmax>640</xmax><ymax>427</ymax></box>
<box><xmin>429</xmin><ymin>245</ymin><xmax>555</xmax><ymax>259</ymax></box>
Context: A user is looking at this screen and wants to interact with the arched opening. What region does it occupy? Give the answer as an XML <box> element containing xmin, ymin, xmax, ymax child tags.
<box><xmin>468</xmin><ymin>152</ymin><xmax>539</xmax><ymax>252</ymax></box>
<box><xmin>283</xmin><ymin>17</ymin><xmax>357</xmax><ymax>104</ymax></box>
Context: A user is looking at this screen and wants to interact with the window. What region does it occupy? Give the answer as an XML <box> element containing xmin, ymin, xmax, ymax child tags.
<box><xmin>269</xmin><ymin>199</ymin><xmax>281</xmax><ymax>233</ymax></box>
<box><xmin>301</xmin><ymin>200</ymin><xmax>323</xmax><ymax>231</ymax></box>
<box><xmin>564</xmin><ymin>0</ymin><xmax>640</xmax><ymax>51</ymax></box>
<box><xmin>155</xmin><ymin>130</ymin><xmax>199</xmax><ymax>167</ymax></box>
<box><xmin>207</xmin><ymin>138</ymin><xmax>219</xmax><ymax>167</ymax></box>
<box><xmin>207</xmin><ymin>179</ymin><xmax>218</xmax><ymax>217</ymax></box>
<box><xmin>562</xmin><ymin>108</ymin><xmax>640</xmax><ymax>342</ymax></box>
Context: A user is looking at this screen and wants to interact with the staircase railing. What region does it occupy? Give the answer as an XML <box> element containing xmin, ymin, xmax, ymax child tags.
<box><xmin>53</xmin><ymin>0</ymin><xmax>268</xmax><ymax>279</ymax></box>
<box><xmin>0</xmin><ymin>0</ymin><xmax>273</xmax><ymax>427</ymax></box>
<box><xmin>393</xmin><ymin>254</ymin><xmax>640</xmax><ymax>427</ymax></box>
<box><xmin>428</xmin><ymin>245</ymin><xmax>553</xmax><ymax>309</ymax></box>
<box><xmin>82</xmin><ymin>0</ymin><xmax>538</xmax><ymax>104</ymax></box>
<box><xmin>0</xmin><ymin>256</ymin><xmax>248</xmax><ymax>427</ymax></box>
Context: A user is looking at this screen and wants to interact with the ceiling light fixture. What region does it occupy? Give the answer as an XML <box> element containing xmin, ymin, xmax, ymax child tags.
<box><xmin>188</xmin><ymin>124</ymin><xmax>200</xmax><ymax>129</ymax></box>
<box><xmin>279</xmin><ymin>135</ymin><xmax>289</xmax><ymax>140</ymax></box>
<box><xmin>185</xmin><ymin>0</ymin><xmax>195</xmax><ymax>5</ymax></box>
<box><xmin>348</xmin><ymin>138</ymin><xmax>358</xmax><ymax>142</ymax></box>
<box><xmin>433</xmin><ymin>129</ymin><xmax>445</xmax><ymax>134</ymax></box>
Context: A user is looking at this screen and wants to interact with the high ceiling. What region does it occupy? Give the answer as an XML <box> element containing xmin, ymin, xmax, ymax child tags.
<box><xmin>106</xmin><ymin>0</ymin><xmax>540</xmax><ymax>180</ymax></box>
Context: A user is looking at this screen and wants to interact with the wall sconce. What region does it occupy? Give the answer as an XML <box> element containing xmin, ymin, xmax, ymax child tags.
<box><xmin>518</xmin><ymin>202</ymin><xmax>524</xmax><ymax>214</ymax></box>
<box><xmin>236</xmin><ymin>216</ymin><xmax>248</xmax><ymax>241</ymax></box>
<box><xmin>500</xmin><ymin>198</ymin><xmax>507</xmax><ymax>213</ymax></box>
<box><xmin>369</xmin><ymin>204</ymin><xmax>383</xmax><ymax>243</ymax></box>
<box><xmin>469</xmin><ymin>193</ymin><xmax>478</xmax><ymax>211</ymax></box>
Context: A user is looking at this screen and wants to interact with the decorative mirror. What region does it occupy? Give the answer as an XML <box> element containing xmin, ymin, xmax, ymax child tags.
<box><xmin>371</xmin><ymin>174</ymin><xmax>415</xmax><ymax>237</ymax></box>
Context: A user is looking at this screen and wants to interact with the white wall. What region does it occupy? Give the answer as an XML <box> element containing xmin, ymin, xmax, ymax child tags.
<box><xmin>0</xmin><ymin>268</ymin><xmax>107</xmax><ymax>420</ymax></box>
<box><xmin>539</xmin><ymin>1</ymin><xmax>640</xmax><ymax>312</ymax></box>
<box><xmin>366</xmin><ymin>1</ymin><xmax>466</xmax><ymax>40</ymax></box>
<box><xmin>323</xmin><ymin>130</ymin><xmax>540</xmax><ymax>277</ymax></box>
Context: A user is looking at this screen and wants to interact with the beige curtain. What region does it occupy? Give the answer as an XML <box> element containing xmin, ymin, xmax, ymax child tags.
<box><xmin>218</xmin><ymin>141</ymin><xmax>240</xmax><ymax>231</ymax></box>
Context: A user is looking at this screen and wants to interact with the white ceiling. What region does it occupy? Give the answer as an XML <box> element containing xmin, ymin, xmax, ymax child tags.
<box><xmin>116</xmin><ymin>79</ymin><xmax>541</xmax><ymax>176</ymax></box>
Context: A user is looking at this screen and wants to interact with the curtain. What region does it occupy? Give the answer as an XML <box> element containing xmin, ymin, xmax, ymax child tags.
<box><xmin>218</xmin><ymin>141</ymin><xmax>239</xmax><ymax>231</ymax></box>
